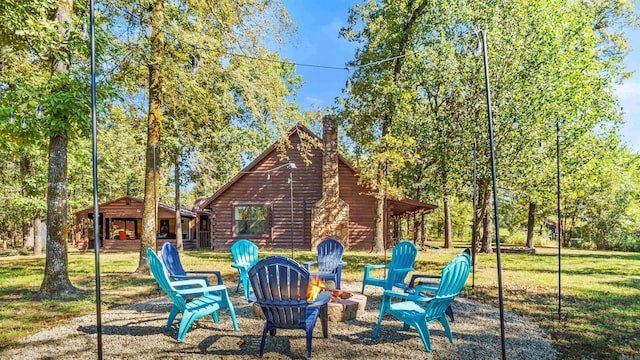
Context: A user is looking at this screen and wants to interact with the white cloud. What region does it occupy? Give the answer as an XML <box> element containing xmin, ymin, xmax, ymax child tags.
<box><xmin>305</xmin><ymin>96</ymin><xmax>325</xmax><ymax>105</ymax></box>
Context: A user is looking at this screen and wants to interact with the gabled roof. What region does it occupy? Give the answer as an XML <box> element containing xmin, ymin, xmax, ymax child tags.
<box><xmin>74</xmin><ymin>195</ymin><xmax>196</xmax><ymax>217</ymax></box>
<box><xmin>199</xmin><ymin>123</ymin><xmax>437</xmax><ymax>215</ymax></box>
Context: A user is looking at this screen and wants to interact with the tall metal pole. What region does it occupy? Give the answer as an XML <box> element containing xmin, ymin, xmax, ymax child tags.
<box><xmin>472</xmin><ymin>139</ymin><xmax>477</xmax><ymax>291</ymax></box>
<box><xmin>556</xmin><ymin>120</ymin><xmax>562</xmax><ymax>320</ymax></box>
<box><xmin>89</xmin><ymin>1</ymin><xmax>103</xmax><ymax>358</ymax></box>
<box><xmin>153</xmin><ymin>143</ymin><xmax>158</xmax><ymax>254</ymax></box>
<box><xmin>480</xmin><ymin>30</ymin><xmax>506</xmax><ymax>360</ymax></box>
<box><xmin>153</xmin><ymin>144</ymin><xmax>159</xmax><ymax>293</ymax></box>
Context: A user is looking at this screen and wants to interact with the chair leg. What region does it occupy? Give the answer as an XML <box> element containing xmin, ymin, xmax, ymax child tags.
<box><xmin>212</xmin><ymin>310</ymin><xmax>219</xmax><ymax>323</ymax></box>
<box><xmin>414</xmin><ymin>321</ymin><xmax>433</xmax><ymax>353</ymax></box>
<box><xmin>177</xmin><ymin>311</ymin><xmax>198</xmax><ymax>342</ymax></box>
<box><xmin>372</xmin><ymin>304</ymin><xmax>386</xmax><ymax>339</ymax></box>
<box><xmin>259</xmin><ymin>324</ymin><xmax>269</xmax><ymax>357</ymax></box>
<box><xmin>445</xmin><ymin>305</ymin><xmax>454</xmax><ymax>322</ymax></box>
<box><xmin>243</xmin><ymin>276</ymin><xmax>251</xmax><ymax>300</ymax></box>
<box><xmin>166</xmin><ymin>305</ymin><xmax>180</xmax><ymax>332</ymax></box>
<box><xmin>224</xmin><ymin>291</ymin><xmax>240</xmax><ymax>332</ymax></box>
<box><xmin>305</xmin><ymin>328</ymin><xmax>314</xmax><ymax>360</ymax></box>
<box><xmin>320</xmin><ymin>303</ymin><xmax>329</xmax><ymax>338</ymax></box>
<box><xmin>439</xmin><ymin>315</ymin><xmax>454</xmax><ymax>344</ymax></box>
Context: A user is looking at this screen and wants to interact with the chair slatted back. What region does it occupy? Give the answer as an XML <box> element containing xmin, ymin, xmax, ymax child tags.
<box><xmin>316</xmin><ymin>238</ymin><xmax>344</xmax><ymax>275</ymax></box>
<box><xmin>424</xmin><ymin>251</ymin><xmax>471</xmax><ymax>322</ymax></box>
<box><xmin>387</xmin><ymin>241</ymin><xmax>419</xmax><ymax>288</ymax></box>
<box><xmin>231</xmin><ymin>239</ymin><xmax>259</xmax><ymax>269</ymax></box>
<box><xmin>249</xmin><ymin>256</ymin><xmax>310</xmax><ymax>329</ymax></box>
<box><xmin>162</xmin><ymin>242</ymin><xmax>187</xmax><ymax>278</ymax></box>
<box><xmin>148</xmin><ymin>248</ymin><xmax>186</xmax><ymax>310</ymax></box>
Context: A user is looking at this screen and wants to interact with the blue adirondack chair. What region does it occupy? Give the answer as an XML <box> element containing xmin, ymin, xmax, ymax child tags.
<box><xmin>405</xmin><ymin>249</ymin><xmax>472</xmax><ymax>322</ymax></box>
<box><xmin>230</xmin><ymin>239</ymin><xmax>259</xmax><ymax>300</ymax></box>
<box><xmin>304</xmin><ymin>238</ymin><xmax>346</xmax><ymax>289</ymax></box>
<box><xmin>372</xmin><ymin>250</ymin><xmax>472</xmax><ymax>352</ymax></box>
<box><xmin>161</xmin><ymin>242</ymin><xmax>223</xmax><ymax>286</ymax></box>
<box><xmin>361</xmin><ymin>241</ymin><xmax>418</xmax><ymax>294</ymax></box>
<box><xmin>248</xmin><ymin>256</ymin><xmax>331</xmax><ymax>360</ymax></box>
<box><xmin>147</xmin><ymin>248</ymin><xmax>239</xmax><ymax>341</ymax></box>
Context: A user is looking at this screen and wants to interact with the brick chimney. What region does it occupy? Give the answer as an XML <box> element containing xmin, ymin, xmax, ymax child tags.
<box><xmin>311</xmin><ymin>115</ymin><xmax>349</xmax><ymax>249</ymax></box>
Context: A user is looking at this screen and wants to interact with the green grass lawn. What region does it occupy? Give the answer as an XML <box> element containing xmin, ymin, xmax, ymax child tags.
<box><xmin>0</xmin><ymin>245</ymin><xmax>638</xmax><ymax>359</ymax></box>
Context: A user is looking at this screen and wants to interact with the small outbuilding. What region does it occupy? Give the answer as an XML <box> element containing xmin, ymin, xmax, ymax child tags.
<box><xmin>74</xmin><ymin>196</ymin><xmax>198</xmax><ymax>251</ymax></box>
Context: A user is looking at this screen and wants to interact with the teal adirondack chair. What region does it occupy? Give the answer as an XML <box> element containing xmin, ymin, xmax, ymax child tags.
<box><xmin>372</xmin><ymin>250</ymin><xmax>472</xmax><ymax>352</ymax></box>
<box><xmin>361</xmin><ymin>241</ymin><xmax>418</xmax><ymax>294</ymax></box>
<box><xmin>230</xmin><ymin>239</ymin><xmax>259</xmax><ymax>300</ymax></box>
<box><xmin>147</xmin><ymin>248</ymin><xmax>239</xmax><ymax>341</ymax></box>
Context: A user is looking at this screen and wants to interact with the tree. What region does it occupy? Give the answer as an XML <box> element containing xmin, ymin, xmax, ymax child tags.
<box><xmin>339</xmin><ymin>0</ymin><xmax>635</xmax><ymax>254</ymax></box>
<box><xmin>104</xmin><ymin>0</ymin><xmax>301</xmax><ymax>273</ymax></box>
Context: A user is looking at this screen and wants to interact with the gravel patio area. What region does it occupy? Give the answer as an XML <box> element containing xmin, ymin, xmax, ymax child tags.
<box><xmin>1</xmin><ymin>282</ymin><xmax>557</xmax><ymax>359</ymax></box>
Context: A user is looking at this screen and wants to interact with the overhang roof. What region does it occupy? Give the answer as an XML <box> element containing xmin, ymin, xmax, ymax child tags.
<box><xmin>74</xmin><ymin>195</ymin><xmax>196</xmax><ymax>217</ymax></box>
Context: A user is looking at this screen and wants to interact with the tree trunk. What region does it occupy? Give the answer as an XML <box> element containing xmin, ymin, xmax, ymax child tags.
<box><xmin>372</xmin><ymin>193</ymin><xmax>385</xmax><ymax>253</ymax></box>
<box><xmin>474</xmin><ymin>180</ymin><xmax>489</xmax><ymax>255</ymax></box>
<box><xmin>526</xmin><ymin>202</ymin><xmax>536</xmax><ymax>248</ymax></box>
<box><xmin>443</xmin><ymin>196</ymin><xmax>453</xmax><ymax>248</ymax></box>
<box><xmin>33</xmin><ymin>215</ymin><xmax>42</xmax><ymax>256</ymax></box>
<box><xmin>481</xmin><ymin>191</ymin><xmax>493</xmax><ymax>254</ymax></box>
<box><xmin>175</xmin><ymin>153</ymin><xmax>183</xmax><ymax>251</ymax></box>
<box><xmin>36</xmin><ymin>133</ymin><xmax>79</xmax><ymax>298</ymax></box>
<box><xmin>35</xmin><ymin>0</ymin><xmax>79</xmax><ymax>299</ymax></box>
<box><xmin>136</xmin><ymin>0</ymin><xmax>165</xmax><ymax>274</ymax></box>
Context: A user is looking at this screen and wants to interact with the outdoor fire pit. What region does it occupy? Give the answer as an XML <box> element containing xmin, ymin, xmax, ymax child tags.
<box><xmin>252</xmin><ymin>280</ymin><xmax>367</xmax><ymax>322</ymax></box>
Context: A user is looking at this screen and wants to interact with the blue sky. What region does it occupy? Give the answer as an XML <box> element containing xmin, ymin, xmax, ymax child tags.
<box><xmin>280</xmin><ymin>1</ymin><xmax>640</xmax><ymax>151</ymax></box>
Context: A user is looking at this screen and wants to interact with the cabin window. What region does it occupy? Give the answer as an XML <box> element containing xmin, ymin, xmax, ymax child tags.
<box><xmin>234</xmin><ymin>206</ymin><xmax>268</xmax><ymax>235</ymax></box>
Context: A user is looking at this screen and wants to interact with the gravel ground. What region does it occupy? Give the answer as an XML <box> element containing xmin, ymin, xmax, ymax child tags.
<box><xmin>1</xmin><ymin>282</ymin><xmax>557</xmax><ymax>360</ymax></box>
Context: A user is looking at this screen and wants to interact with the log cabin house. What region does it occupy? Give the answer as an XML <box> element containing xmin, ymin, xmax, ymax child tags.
<box><xmin>74</xmin><ymin>196</ymin><xmax>201</xmax><ymax>251</ymax></box>
<box><xmin>199</xmin><ymin>115</ymin><xmax>436</xmax><ymax>251</ymax></box>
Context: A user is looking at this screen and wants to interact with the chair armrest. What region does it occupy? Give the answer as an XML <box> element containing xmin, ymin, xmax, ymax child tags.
<box><xmin>186</xmin><ymin>270</ymin><xmax>223</xmax><ymax>285</ymax></box>
<box><xmin>171</xmin><ymin>279</ymin><xmax>208</xmax><ymax>288</ymax></box>
<box><xmin>177</xmin><ymin>284</ymin><xmax>227</xmax><ymax>296</ymax></box>
<box><xmin>363</xmin><ymin>264</ymin><xmax>388</xmax><ymax>278</ymax></box>
<box><xmin>340</xmin><ymin>261</ymin><xmax>347</xmax><ymax>267</ymax></box>
<box><xmin>308</xmin><ymin>291</ymin><xmax>332</xmax><ymax>307</ymax></box>
<box><xmin>364</xmin><ymin>264</ymin><xmax>388</xmax><ymax>270</ymax></box>
<box><xmin>303</xmin><ymin>261</ymin><xmax>318</xmax><ymax>271</ymax></box>
<box><xmin>415</xmin><ymin>284</ymin><xmax>439</xmax><ymax>294</ymax></box>
<box><xmin>408</xmin><ymin>274</ymin><xmax>441</xmax><ymax>288</ymax></box>
<box><xmin>231</xmin><ymin>263</ymin><xmax>246</xmax><ymax>271</ymax></box>
<box><xmin>383</xmin><ymin>289</ymin><xmax>432</xmax><ymax>303</ymax></box>
<box><xmin>388</xmin><ymin>267</ymin><xmax>414</xmax><ymax>274</ymax></box>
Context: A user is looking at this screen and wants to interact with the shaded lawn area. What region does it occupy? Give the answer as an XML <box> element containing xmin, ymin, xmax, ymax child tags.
<box><xmin>0</xmin><ymin>245</ymin><xmax>638</xmax><ymax>359</ymax></box>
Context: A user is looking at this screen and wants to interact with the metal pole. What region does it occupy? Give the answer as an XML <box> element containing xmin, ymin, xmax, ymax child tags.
<box><xmin>153</xmin><ymin>143</ymin><xmax>158</xmax><ymax>253</ymax></box>
<box><xmin>480</xmin><ymin>29</ymin><xmax>506</xmax><ymax>360</ymax></box>
<box><xmin>289</xmin><ymin>166</ymin><xmax>294</xmax><ymax>258</ymax></box>
<box><xmin>472</xmin><ymin>139</ymin><xmax>477</xmax><ymax>291</ymax></box>
<box><xmin>556</xmin><ymin>120</ymin><xmax>562</xmax><ymax>320</ymax></box>
<box><xmin>153</xmin><ymin>144</ymin><xmax>159</xmax><ymax>293</ymax></box>
<box><xmin>89</xmin><ymin>0</ymin><xmax>103</xmax><ymax>357</ymax></box>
